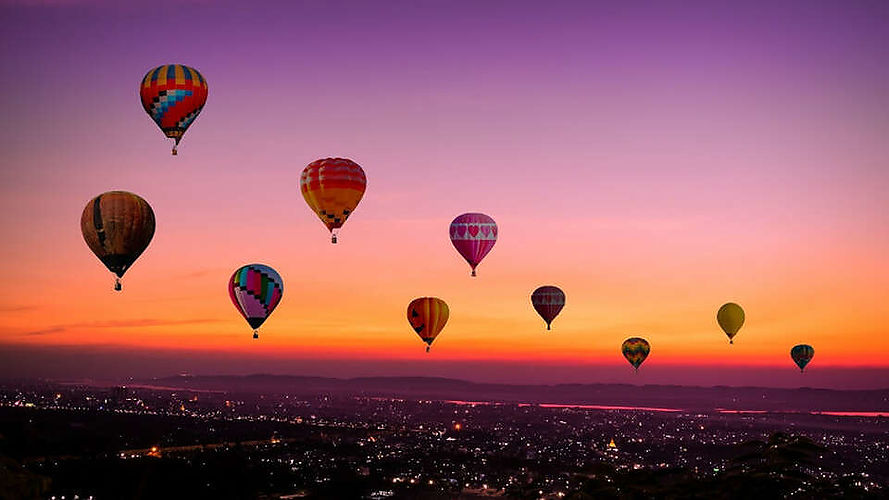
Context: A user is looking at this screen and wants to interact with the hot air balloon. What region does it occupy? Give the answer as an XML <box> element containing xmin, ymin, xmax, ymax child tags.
<box><xmin>228</xmin><ymin>264</ymin><xmax>283</xmax><ymax>339</ymax></box>
<box><xmin>300</xmin><ymin>158</ymin><xmax>367</xmax><ymax>243</ymax></box>
<box><xmin>140</xmin><ymin>64</ymin><xmax>208</xmax><ymax>155</ymax></box>
<box><xmin>81</xmin><ymin>191</ymin><xmax>155</xmax><ymax>291</ymax></box>
<box><xmin>407</xmin><ymin>297</ymin><xmax>449</xmax><ymax>352</ymax></box>
<box><xmin>531</xmin><ymin>286</ymin><xmax>565</xmax><ymax>330</ymax></box>
<box><xmin>449</xmin><ymin>213</ymin><xmax>497</xmax><ymax>277</ymax></box>
<box><xmin>790</xmin><ymin>344</ymin><xmax>814</xmax><ymax>372</ymax></box>
<box><xmin>621</xmin><ymin>337</ymin><xmax>650</xmax><ymax>372</ymax></box>
<box><xmin>717</xmin><ymin>302</ymin><xmax>745</xmax><ymax>344</ymax></box>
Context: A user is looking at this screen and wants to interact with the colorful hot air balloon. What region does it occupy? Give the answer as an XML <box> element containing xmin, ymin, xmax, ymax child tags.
<box><xmin>449</xmin><ymin>213</ymin><xmax>497</xmax><ymax>277</ymax></box>
<box><xmin>717</xmin><ymin>302</ymin><xmax>745</xmax><ymax>344</ymax></box>
<box><xmin>81</xmin><ymin>191</ymin><xmax>155</xmax><ymax>291</ymax></box>
<box><xmin>790</xmin><ymin>344</ymin><xmax>814</xmax><ymax>372</ymax></box>
<box><xmin>228</xmin><ymin>264</ymin><xmax>284</xmax><ymax>339</ymax></box>
<box><xmin>531</xmin><ymin>286</ymin><xmax>565</xmax><ymax>330</ymax></box>
<box><xmin>621</xmin><ymin>337</ymin><xmax>650</xmax><ymax>371</ymax></box>
<box><xmin>407</xmin><ymin>297</ymin><xmax>449</xmax><ymax>352</ymax></box>
<box><xmin>300</xmin><ymin>158</ymin><xmax>367</xmax><ymax>243</ymax></box>
<box><xmin>140</xmin><ymin>64</ymin><xmax>208</xmax><ymax>155</ymax></box>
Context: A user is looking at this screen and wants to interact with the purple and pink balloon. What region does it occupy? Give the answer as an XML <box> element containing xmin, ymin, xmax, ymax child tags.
<box><xmin>449</xmin><ymin>213</ymin><xmax>497</xmax><ymax>277</ymax></box>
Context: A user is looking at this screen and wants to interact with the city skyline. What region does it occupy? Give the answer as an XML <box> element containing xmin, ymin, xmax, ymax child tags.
<box><xmin>1</xmin><ymin>0</ymin><xmax>888</xmax><ymax>387</ymax></box>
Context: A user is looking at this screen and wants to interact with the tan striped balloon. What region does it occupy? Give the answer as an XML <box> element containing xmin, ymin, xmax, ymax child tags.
<box><xmin>81</xmin><ymin>191</ymin><xmax>155</xmax><ymax>291</ymax></box>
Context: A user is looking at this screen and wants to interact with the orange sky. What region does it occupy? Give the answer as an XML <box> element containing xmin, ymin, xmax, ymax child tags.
<box><xmin>2</xmin><ymin>209</ymin><xmax>886</xmax><ymax>372</ymax></box>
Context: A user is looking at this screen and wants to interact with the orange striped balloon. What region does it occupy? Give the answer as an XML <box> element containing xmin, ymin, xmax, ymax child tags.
<box><xmin>407</xmin><ymin>297</ymin><xmax>449</xmax><ymax>352</ymax></box>
<box><xmin>299</xmin><ymin>158</ymin><xmax>366</xmax><ymax>243</ymax></box>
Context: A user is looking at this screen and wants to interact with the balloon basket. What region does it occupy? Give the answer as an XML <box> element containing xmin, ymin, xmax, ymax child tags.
<box><xmin>425</xmin><ymin>345</ymin><xmax>430</xmax><ymax>353</ymax></box>
<box><xmin>253</xmin><ymin>331</ymin><xmax>259</xmax><ymax>339</ymax></box>
<box><xmin>114</xmin><ymin>279</ymin><xmax>122</xmax><ymax>292</ymax></box>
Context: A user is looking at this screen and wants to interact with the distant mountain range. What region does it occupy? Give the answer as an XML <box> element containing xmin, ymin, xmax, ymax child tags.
<box><xmin>141</xmin><ymin>374</ymin><xmax>889</xmax><ymax>412</ymax></box>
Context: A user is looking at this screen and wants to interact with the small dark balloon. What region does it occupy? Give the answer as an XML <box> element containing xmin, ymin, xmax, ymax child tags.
<box><xmin>791</xmin><ymin>344</ymin><xmax>815</xmax><ymax>372</ymax></box>
<box><xmin>531</xmin><ymin>286</ymin><xmax>565</xmax><ymax>330</ymax></box>
<box><xmin>622</xmin><ymin>337</ymin><xmax>651</xmax><ymax>371</ymax></box>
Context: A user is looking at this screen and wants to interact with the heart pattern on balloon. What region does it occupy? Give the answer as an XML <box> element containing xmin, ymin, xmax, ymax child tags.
<box><xmin>449</xmin><ymin>213</ymin><xmax>498</xmax><ymax>276</ymax></box>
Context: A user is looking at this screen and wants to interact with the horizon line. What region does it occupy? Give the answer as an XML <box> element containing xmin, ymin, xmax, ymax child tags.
<box><xmin>5</xmin><ymin>373</ymin><xmax>887</xmax><ymax>393</ymax></box>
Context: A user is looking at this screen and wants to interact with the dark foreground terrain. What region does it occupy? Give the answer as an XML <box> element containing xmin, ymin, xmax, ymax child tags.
<box><xmin>0</xmin><ymin>380</ymin><xmax>885</xmax><ymax>499</ymax></box>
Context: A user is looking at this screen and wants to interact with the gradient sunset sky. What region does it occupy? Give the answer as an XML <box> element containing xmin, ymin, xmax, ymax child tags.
<box><xmin>1</xmin><ymin>0</ymin><xmax>887</xmax><ymax>388</ymax></box>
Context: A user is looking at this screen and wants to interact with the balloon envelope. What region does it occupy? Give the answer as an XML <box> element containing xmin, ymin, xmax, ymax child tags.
<box><xmin>140</xmin><ymin>64</ymin><xmax>208</xmax><ymax>155</ymax></box>
<box><xmin>229</xmin><ymin>264</ymin><xmax>284</xmax><ymax>338</ymax></box>
<box><xmin>449</xmin><ymin>213</ymin><xmax>497</xmax><ymax>276</ymax></box>
<box><xmin>790</xmin><ymin>344</ymin><xmax>814</xmax><ymax>372</ymax></box>
<box><xmin>622</xmin><ymin>337</ymin><xmax>650</xmax><ymax>370</ymax></box>
<box><xmin>717</xmin><ymin>302</ymin><xmax>745</xmax><ymax>344</ymax></box>
<box><xmin>300</xmin><ymin>158</ymin><xmax>367</xmax><ymax>243</ymax></box>
<box><xmin>407</xmin><ymin>297</ymin><xmax>449</xmax><ymax>352</ymax></box>
<box><xmin>81</xmin><ymin>191</ymin><xmax>155</xmax><ymax>290</ymax></box>
<box><xmin>531</xmin><ymin>286</ymin><xmax>565</xmax><ymax>330</ymax></box>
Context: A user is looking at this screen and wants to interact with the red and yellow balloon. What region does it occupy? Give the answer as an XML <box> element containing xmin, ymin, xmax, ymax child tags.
<box><xmin>300</xmin><ymin>158</ymin><xmax>367</xmax><ymax>243</ymax></box>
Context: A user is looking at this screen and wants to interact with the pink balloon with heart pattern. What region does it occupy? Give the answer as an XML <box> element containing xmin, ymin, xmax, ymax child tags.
<box><xmin>449</xmin><ymin>213</ymin><xmax>498</xmax><ymax>276</ymax></box>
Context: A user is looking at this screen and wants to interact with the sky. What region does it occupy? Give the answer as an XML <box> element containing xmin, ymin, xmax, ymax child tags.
<box><xmin>0</xmin><ymin>0</ymin><xmax>887</xmax><ymax>389</ymax></box>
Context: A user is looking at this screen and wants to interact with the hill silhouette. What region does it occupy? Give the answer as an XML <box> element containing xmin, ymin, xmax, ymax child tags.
<box><xmin>142</xmin><ymin>374</ymin><xmax>889</xmax><ymax>412</ymax></box>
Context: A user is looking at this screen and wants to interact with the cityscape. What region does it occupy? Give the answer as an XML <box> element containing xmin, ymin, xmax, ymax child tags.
<box><xmin>1</xmin><ymin>378</ymin><xmax>886</xmax><ymax>498</ymax></box>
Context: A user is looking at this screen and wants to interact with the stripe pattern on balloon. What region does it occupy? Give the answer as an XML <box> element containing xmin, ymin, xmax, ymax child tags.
<box><xmin>81</xmin><ymin>191</ymin><xmax>156</xmax><ymax>290</ymax></box>
<box><xmin>300</xmin><ymin>158</ymin><xmax>367</xmax><ymax>242</ymax></box>
<box><xmin>139</xmin><ymin>64</ymin><xmax>208</xmax><ymax>149</ymax></box>
<box><xmin>407</xmin><ymin>297</ymin><xmax>449</xmax><ymax>352</ymax></box>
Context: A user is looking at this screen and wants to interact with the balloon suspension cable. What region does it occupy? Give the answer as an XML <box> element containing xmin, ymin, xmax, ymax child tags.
<box><xmin>114</xmin><ymin>278</ymin><xmax>122</xmax><ymax>292</ymax></box>
<box><xmin>253</xmin><ymin>330</ymin><xmax>259</xmax><ymax>339</ymax></box>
